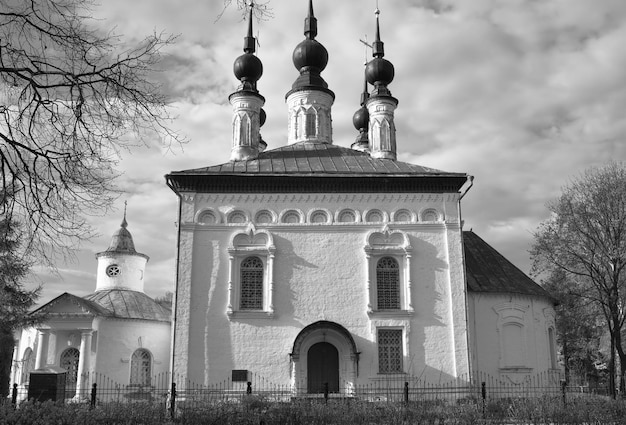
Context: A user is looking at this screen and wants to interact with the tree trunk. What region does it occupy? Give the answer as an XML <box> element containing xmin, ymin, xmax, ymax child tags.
<box><xmin>610</xmin><ymin>334</ymin><xmax>617</xmax><ymax>398</ymax></box>
<box><xmin>0</xmin><ymin>328</ymin><xmax>15</xmax><ymax>398</ymax></box>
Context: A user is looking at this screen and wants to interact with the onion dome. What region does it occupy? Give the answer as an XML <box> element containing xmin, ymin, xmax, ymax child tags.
<box><xmin>233</xmin><ymin>5</ymin><xmax>263</xmax><ymax>91</ymax></box>
<box><xmin>287</xmin><ymin>0</ymin><xmax>334</xmax><ymax>97</ymax></box>
<box><xmin>351</xmin><ymin>73</ymin><xmax>370</xmax><ymax>151</ymax></box>
<box><xmin>259</xmin><ymin>108</ymin><xmax>267</xmax><ymax>152</ymax></box>
<box><xmin>365</xmin><ymin>8</ymin><xmax>395</xmax><ymax>96</ymax></box>
<box><xmin>106</xmin><ymin>212</ymin><xmax>136</xmax><ymax>254</ymax></box>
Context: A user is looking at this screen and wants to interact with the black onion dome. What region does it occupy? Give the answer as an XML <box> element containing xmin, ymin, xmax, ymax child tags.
<box><xmin>234</xmin><ymin>53</ymin><xmax>263</xmax><ymax>85</ymax></box>
<box><xmin>293</xmin><ymin>38</ymin><xmax>328</xmax><ymax>73</ymax></box>
<box><xmin>366</xmin><ymin>57</ymin><xmax>394</xmax><ymax>86</ymax></box>
<box><xmin>353</xmin><ymin>105</ymin><xmax>369</xmax><ymax>130</ymax></box>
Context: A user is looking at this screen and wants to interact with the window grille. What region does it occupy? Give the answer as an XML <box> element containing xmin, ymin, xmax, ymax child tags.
<box><xmin>255</xmin><ymin>211</ymin><xmax>273</xmax><ymax>224</ymax></box>
<box><xmin>240</xmin><ymin>256</ymin><xmax>263</xmax><ymax>309</ymax></box>
<box><xmin>130</xmin><ymin>349</ymin><xmax>152</xmax><ymax>386</ymax></box>
<box><xmin>376</xmin><ymin>257</ymin><xmax>400</xmax><ymax>309</ymax></box>
<box><xmin>60</xmin><ymin>348</ymin><xmax>80</xmax><ymax>383</ymax></box>
<box><xmin>378</xmin><ymin>329</ymin><xmax>403</xmax><ymax>373</ymax></box>
<box><xmin>229</xmin><ymin>211</ymin><xmax>247</xmax><ymax>223</ymax></box>
<box><xmin>282</xmin><ymin>211</ymin><xmax>300</xmax><ymax>223</ymax></box>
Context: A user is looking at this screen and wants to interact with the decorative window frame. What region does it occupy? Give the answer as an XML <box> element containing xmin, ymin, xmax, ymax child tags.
<box><xmin>227</xmin><ymin>226</ymin><xmax>275</xmax><ymax>319</ymax></box>
<box><xmin>279</xmin><ymin>209</ymin><xmax>304</xmax><ymax>224</ymax></box>
<box><xmin>391</xmin><ymin>209</ymin><xmax>416</xmax><ymax>223</ymax></box>
<box><xmin>363</xmin><ymin>209</ymin><xmax>388</xmax><ymax>223</ymax></box>
<box><xmin>254</xmin><ymin>209</ymin><xmax>276</xmax><ymax>224</ymax></box>
<box><xmin>196</xmin><ymin>208</ymin><xmax>221</xmax><ymax>224</ymax></box>
<box><xmin>336</xmin><ymin>209</ymin><xmax>361</xmax><ymax>223</ymax></box>
<box><xmin>419</xmin><ymin>207</ymin><xmax>442</xmax><ymax>222</ymax></box>
<box><xmin>226</xmin><ymin>209</ymin><xmax>249</xmax><ymax>224</ymax></box>
<box><xmin>307</xmin><ymin>208</ymin><xmax>333</xmax><ymax>224</ymax></box>
<box><xmin>493</xmin><ymin>302</ymin><xmax>530</xmax><ymax>370</ymax></box>
<box><xmin>364</xmin><ymin>227</ymin><xmax>413</xmax><ymax>316</ymax></box>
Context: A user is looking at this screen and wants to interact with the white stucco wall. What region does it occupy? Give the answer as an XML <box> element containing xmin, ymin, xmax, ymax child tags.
<box><xmin>172</xmin><ymin>192</ymin><xmax>470</xmax><ymax>388</ymax></box>
<box><xmin>467</xmin><ymin>291</ymin><xmax>557</xmax><ymax>384</ymax></box>
<box><xmin>94</xmin><ymin>318</ymin><xmax>171</xmax><ymax>384</ymax></box>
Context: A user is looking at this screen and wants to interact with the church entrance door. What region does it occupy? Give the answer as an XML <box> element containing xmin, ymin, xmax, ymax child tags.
<box><xmin>307</xmin><ymin>342</ymin><xmax>339</xmax><ymax>393</ymax></box>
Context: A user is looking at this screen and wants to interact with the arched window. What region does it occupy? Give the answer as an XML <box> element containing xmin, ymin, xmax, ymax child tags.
<box><xmin>60</xmin><ymin>348</ymin><xmax>80</xmax><ymax>383</ymax></box>
<box><xmin>548</xmin><ymin>327</ymin><xmax>557</xmax><ymax>369</ymax></box>
<box><xmin>304</xmin><ymin>109</ymin><xmax>316</xmax><ymax>137</ymax></box>
<box><xmin>376</xmin><ymin>257</ymin><xmax>400</xmax><ymax>310</ymax></box>
<box><xmin>21</xmin><ymin>348</ymin><xmax>35</xmax><ymax>384</ymax></box>
<box><xmin>130</xmin><ymin>349</ymin><xmax>152</xmax><ymax>386</ymax></box>
<box><xmin>240</xmin><ymin>256</ymin><xmax>263</xmax><ymax>310</ymax></box>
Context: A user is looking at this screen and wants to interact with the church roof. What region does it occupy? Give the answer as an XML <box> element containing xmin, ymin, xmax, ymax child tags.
<box><xmin>84</xmin><ymin>289</ymin><xmax>171</xmax><ymax>322</ymax></box>
<box><xmin>463</xmin><ymin>231</ymin><xmax>556</xmax><ymax>303</ymax></box>
<box><xmin>167</xmin><ymin>143</ymin><xmax>469</xmax><ymax>193</ymax></box>
<box><xmin>34</xmin><ymin>290</ymin><xmax>171</xmax><ymax>322</ymax></box>
<box><xmin>33</xmin><ymin>292</ymin><xmax>112</xmax><ymax>316</ymax></box>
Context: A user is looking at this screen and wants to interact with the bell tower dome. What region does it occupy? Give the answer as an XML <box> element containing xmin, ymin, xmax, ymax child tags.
<box><xmin>95</xmin><ymin>209</ymin><xmax>149</xmax><ymax>293</ymax></box>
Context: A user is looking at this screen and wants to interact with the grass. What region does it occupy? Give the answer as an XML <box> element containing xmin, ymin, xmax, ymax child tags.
<box><xmin>2</xmin><ymin>395</ymin><xmax>626</xmax><ymax>424</ymax></box>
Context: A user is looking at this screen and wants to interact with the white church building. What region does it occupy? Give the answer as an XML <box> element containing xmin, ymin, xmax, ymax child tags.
<box><xmin>10</xmin><ymin>215</ymin><xmax>171</xmax><ymax>399</ymax></box>
<box><xmin>165</xmin><ymin>1</ymin><xmax>558</xmax><ymax>393</ymax></box>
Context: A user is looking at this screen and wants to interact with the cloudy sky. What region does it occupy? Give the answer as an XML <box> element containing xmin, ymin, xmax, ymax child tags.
<box><xmin>34</xmin><ymin>0</ymin><xmax>626</xmax><ymax>304</ymax></box>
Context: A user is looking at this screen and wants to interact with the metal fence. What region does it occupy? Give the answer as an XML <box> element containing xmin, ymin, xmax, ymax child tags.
<box><xmin>10</xmin><ymin>368</ymin><xmax>606</xmax><ymax>411</ymax></box>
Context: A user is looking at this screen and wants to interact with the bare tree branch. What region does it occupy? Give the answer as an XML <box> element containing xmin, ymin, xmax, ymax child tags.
<box><xmin>0</xmin><ymin>0</ymin><xmax>185</xmax><ymax>265</ymax></box>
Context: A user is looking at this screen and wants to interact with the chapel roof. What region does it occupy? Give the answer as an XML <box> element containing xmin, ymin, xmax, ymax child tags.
<box><xmin>33</xmin><ymin>290</ymin><xmax>171</xmax><ymax>322</ymax></box>
<box><xmin>463</xmin><ymin>231</ymin><xmax>556</xmax><ymax>303</ymax></box>
<box><xmin>166</xmin><ymin>142</ymin><xmax>469</xmax><ymax>193</ymax></box>
<box><xmin>84</xmin><ymin>289</ymin><xmax>171</xmax><ymax>322</ymax></box>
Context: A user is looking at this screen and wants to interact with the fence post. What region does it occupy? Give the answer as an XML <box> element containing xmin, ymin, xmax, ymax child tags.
<box><xmin>404</xmin><ymin>381</ymin><xmax>409</xmax><ymax>404</ymax></box>
<box><xmin>247</xmin><ymin>381</ymin><xmax>252</xmax><ymax>395</ymax></box>
<box><xmin>90</xmin><ymin>383</ymin><xmax>97</xmax><ymax>409</ymax></box>
<box><xmin>561</xmin><ymin>380</ymin><xmax>567</xmax><ymax>406</ymax></box>
<box><xmin>11</xmin><ymin>383</ymin><xmax>17</xmax><ymax>406</ymax></box>
<box><xmin>170</xmin><ymin>382</ymin><xmax>176</xmax><ymax>419</ymax></box>
<box><xmin>481</xmin><ymin>381</ymin><xmax>486</xmax><ymax>417</ymax></box>
<box><xmin>324</xmin><ymin>382</ymin><xmax>329</xmax><ymax>403</ymax></box>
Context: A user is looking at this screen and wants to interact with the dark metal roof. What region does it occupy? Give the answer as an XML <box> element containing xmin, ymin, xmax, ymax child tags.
<box><xmin>84</xmin><ymin>289</ymin><xmax>171</xmax><ymax>322</ymax></box>
<box><xmin>166</xmin><ymin>143</ymin><xmax>469</xmax><ymax>193</ymax></box>
<box><xmin>463</xmin><ymin>231</ymin><xmax>556</xmax><ymax>303</ymax></box>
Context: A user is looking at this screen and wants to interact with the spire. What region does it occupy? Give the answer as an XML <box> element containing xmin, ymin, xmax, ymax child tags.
<box><xmin>229</xmin><ymin>1</ymin><xmax>265</xmax><ymax>161</ymax></box>
<box><xmin>365</xmin><ymin>5</ymin><xmax>398</xmax><ymax>160</ymax></box>
<box><xmin>121</xmin><ymin>200</ymin><xmax>128</xmax><ymax>229</ymax></box>
<box><xmin>107</xmin><ymin>207</ymin><xmax>136</xmax><ymax>253</ymax></box>
<box><xmin>285</xmin><ymin>0</ymin><xmax>335</xmax><ymax>145</ymax></box>
<box><xmin>304</xmin><ymin>0</ymin><xmax>317</xmax><ymax>39</ymax></box>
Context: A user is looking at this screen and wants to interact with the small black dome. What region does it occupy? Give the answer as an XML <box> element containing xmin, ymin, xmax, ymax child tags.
<box><xmin>353</xmin><ymin>105</ymin><xmax>369</xmax><ymax>131</ymax></box>
<box><xmin>366</xmin><ymin>57</ymin><xmax>395</xmax><ymax>87</ymax></box>
<box><xmin>293</xmin><ymin>38</ymin><xmax>328</xmax><ymax>73</ymax></box>
<box><xmin>234</xmin><ymin>53</ymin><xmax>263</xmax><ymax>85</ymax></box>
<box><xmin>259</xmin><ymin>108</ymin><xmax>266</xmax><ymax>127</ymax></box>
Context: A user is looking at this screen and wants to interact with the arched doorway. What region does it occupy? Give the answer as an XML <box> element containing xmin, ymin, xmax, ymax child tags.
<box><xmin>307</xmin><ymin>342</ymin><xmax>339</xmax><ymax>393</ymax></box>
<box><xmin>290</xmin><ymin>321</ymin><xmax>360</xmax><ymax>395</ymax></box>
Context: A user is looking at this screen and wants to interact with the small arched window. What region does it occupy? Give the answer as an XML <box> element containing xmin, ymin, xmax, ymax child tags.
<box><xmin>60</xmin><ymin>348</ymin><xmax>80</xmax><ymax>383</ymax></box>
<box><xmin>240</xmin><ymin>256</ymin><xmax>264</xmax><ymax>310</ymax></box>
<box><xmin>376</xmin><ymin>257</ymin><xmax>400</xmax><ymax>310</ymax></box>
<box><xmin>21</xmin><ymin>348</ymin><xmax>35</xmax><ymax>384</ymax></box>
<box><xmin>130</xmin><ymin>349</ymin><xmax>152</xmax><ymax>386</ymax></box>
